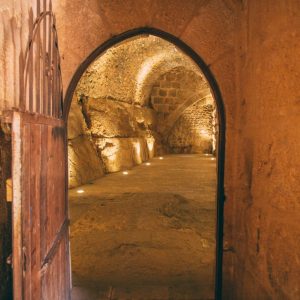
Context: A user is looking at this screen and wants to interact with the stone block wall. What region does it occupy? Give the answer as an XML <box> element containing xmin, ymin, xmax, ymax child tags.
<box><xmin>150</xmin><ymin>67</ymin><xmax>207</xmax><ymax>117</ymax></box>
<box><xmin>167</xmin><ymin>99</ymin><xmax>215</xmax><ymax>154</ymax></box>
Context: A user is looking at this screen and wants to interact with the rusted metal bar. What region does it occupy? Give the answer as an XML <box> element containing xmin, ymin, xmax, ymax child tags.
<box><xmin>47</xmin><ymin>12</ymin><xmax>53</xmax><ymax>116</ymax></box>
<box><xmin>42</xmin><ymin>0</ymin><xmax>47</xmax><ymax>115</ymax></box>
<box><xmin>52</xmin><ymin>25</ymin><xmax>57</xmax><ymax>117</ymax></box>
<box><xmin>35</xmin><ymin>1</ymin><xmax>41</xmax><ymax>113</ymax></box>
<box><xmin>28</xmin><ymin>9</ymin><xmax>34</xmax><ymax>112</ymax></box>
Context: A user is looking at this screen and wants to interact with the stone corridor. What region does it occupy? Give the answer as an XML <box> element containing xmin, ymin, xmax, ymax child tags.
<box><xmin>70</xmin><ymin>154</ymin><xmax>216</xmax><ymax>300</ymax></box>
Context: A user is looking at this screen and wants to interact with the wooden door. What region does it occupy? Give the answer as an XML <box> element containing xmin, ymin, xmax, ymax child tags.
<box><xmin>11</xmin><ymin>1</ymin><xmax>71</xmax><ymax>299</ymax></box>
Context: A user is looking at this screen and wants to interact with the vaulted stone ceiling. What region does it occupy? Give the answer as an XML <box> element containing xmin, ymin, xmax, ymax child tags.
<box><xmin>75</xmin><ymin>35</ymin><xmax>211</xmax><ymax>106</ymax></box>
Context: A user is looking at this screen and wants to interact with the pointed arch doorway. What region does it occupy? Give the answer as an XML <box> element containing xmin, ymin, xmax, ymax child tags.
<box><xmin>64</xmin><ymin>27</ymin><xmax>226</xmax><ymax>300</ymax></box>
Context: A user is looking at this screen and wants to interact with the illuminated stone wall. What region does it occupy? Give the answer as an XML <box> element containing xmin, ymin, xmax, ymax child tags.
<box><xmin>68</xmin><ymin>36</ymin><xmax>214</xmax><ymax>188</ymax></box>
<box><xmin>167</xmin><ymin>99</ymin><xmax>215</xmax><ymax>154</ymax></box>
<box><xmin>150</xmin><ymin>67</ymin><xmax>207</xmax><ymax>116</ymax></box>
<box><xmin>150</xmin><ymin>67</ymin><xmax>214</xmax><ymax>154</ymax></box>
<box><xmin>68</xmin><ymin>94</ymin><xmax>159</xmax><ymax>188</ymax></box>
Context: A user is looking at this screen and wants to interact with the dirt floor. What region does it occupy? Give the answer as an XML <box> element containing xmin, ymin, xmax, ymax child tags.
<box><xmin>70</xmin><ymin>154</ymin><xmax>216</xmax><ymax>300</ymax></box>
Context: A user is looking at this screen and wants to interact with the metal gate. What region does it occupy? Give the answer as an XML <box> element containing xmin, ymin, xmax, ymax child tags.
<box><xmin>11</xmin><ymin>1</ymin><xmax>71</xmax><ymax>299</ymax></box>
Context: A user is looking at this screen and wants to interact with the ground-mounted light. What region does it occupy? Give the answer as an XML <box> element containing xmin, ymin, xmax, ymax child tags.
<box><xmin>159</xmin><ymin>157</ymin><xmax>164</xmax><ymax>160</ymax></box>
<box><xmin>122</xmin><ymin>171</ymin><xmax>129</xmax><ymax>175</ymax></box>
<box><xmin>77</xmin><ymin>189</ymin><xmax>84</xmax><ymax>194</ymax></box>
<box><xmin>211</xmin><ymin>157</ymin><xmax>216</xmax><ymax>161</ymax></box>
<box><xmin>145</xmin><ymin>162</ymin><xmax>151</xmax><ymax>166</ymax></box>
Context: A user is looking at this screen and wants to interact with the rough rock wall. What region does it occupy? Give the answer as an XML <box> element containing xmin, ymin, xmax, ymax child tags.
<box><xmin>223</xmin><ymin>1</ymin><xmax>300</xmax><ymax>299</ymax></box>
<box><xmin>68</xmin><ymin>95</ymin><xmax>158</xmax><ymax>188</ymax></box>
<box><xmin>167</xmin><ymin>99</ymin><xmax>215</xmax><ymax>154</ymax></box>
<box><xmin>68</xmin><ymin>97</ymin><xmax>104</xmax><ymax>188</ymax></box>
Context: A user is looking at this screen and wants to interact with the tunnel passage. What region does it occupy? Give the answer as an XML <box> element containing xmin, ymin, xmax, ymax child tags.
<box><xmin>68</xmin><ymin>35</ymin><xmax>217</xmax><ymax>188</ymax></box>
<box><xmin>67</xmin><ymin>34</ymin><xmax>219</xmax><ymax>299</ymax></box>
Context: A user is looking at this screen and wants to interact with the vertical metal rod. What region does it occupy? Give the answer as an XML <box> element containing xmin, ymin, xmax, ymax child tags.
<box><xmin>52</xmin><ymin>26</ymin><xmax>56</xmax><ymax>117</ymax></box>
<box><xmin>35</xmin><ymin>1</ymin><xmax>41</xmax><ymax>113</ymax></box>
<box><xmin>28</xmin><ymin>9</ymin><xmax>34</xmax><ymax>112</ymax></box>
<box><xmin>42</xmin><ymin>0</ymin><xmax>47</xmax><ymax>115</ymax></box>
<box><xmin>47</xmin><ymin>12</ymin><xmax>53</xmax><ymax>116</ymax></box>
<box><xmin>19</xmin><ymin>53</ymin><xmax>25</xmax><ymax>111</ymax></box>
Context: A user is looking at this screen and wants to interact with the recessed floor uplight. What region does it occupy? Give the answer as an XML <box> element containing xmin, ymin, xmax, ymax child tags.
<box><xmin>77</xmin><ymin>189</ymin><xmax>84</xmax><ymax>194</ymax></box>
<box><xmin>123</xmin><ymin>171</ymin><xmax>129</xmax><ymax>175</ymax></box>
<box><xmin>211</xmin><ymin>157</ymin><xmax>216</xmax><ymax>161</ymax></box>
<box><xmin>159</xmin><ymin>157</ymin><xmax>164</xmax><ymax>160</ymax></box>
<box><xmin>146</xmin><ymin>162</ymin><xmax>151</xmax><ymax>166</ymax></box>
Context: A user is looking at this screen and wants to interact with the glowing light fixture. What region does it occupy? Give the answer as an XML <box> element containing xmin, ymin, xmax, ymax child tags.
<box><xmin>211</xmin><ymin>157</ymin><xmax>216</xmax><ymax>161</ymax></box>
<box><xmin>122</xmin><ymin>171</ymin><xmax>129</xmax><ymax>175</ymax></box>
<box><xmin>146</xmin><ymin>162</ymin><xmax>151</xmax><ymax>166</ymax></box>
<box><xmin>77</xmin><ymin>189</ymin><xmax>84</xmax><ymax>194</ymax></box>
<box><xmin>159</xmin><ymin>157</ymin><xmax>164</xmax><ymax>160</ymax></box>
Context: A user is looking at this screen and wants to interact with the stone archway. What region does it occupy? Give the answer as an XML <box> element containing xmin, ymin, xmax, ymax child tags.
<box><xmin>64</xmin><ymin>27</ymin><xmax>226</xmax><ymax>299</ymax></box>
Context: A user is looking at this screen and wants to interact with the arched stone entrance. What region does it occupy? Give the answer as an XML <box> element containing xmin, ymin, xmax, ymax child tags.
<box><xmin>64</xmin><ymin>27</ymin><xmax>226</xmax><ymax>299</ymax></box>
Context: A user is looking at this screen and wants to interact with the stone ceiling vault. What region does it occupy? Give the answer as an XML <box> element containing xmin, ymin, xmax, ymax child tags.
<box><xmin>75</xmin><ymin>35</ymin><xmax>211</xmax><ymax>106</ymax></box>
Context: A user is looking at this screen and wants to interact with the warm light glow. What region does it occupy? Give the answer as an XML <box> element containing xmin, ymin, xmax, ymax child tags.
<box><xmin>133</xmin><ymin>140</ymin><xmax>142</xmax><ymax>164</ymax></box>
<box><xmin>77</xmin><ymin>189</ymin><xmax>84</xmax><ymax>194</ymax></box>
<box><xmin>159</xmin><ymin>157</ymin><xmax>164</xmax><ymax>160</ymax></box>
<box><xmin>122</xmin><ymin>171</ymin><xmax>129</xmax><ymax>175</ymax></box>
<box><xmin>134</xmin><ymin>141</ymin><xmax>141</xmax><ymax>156</ymax></box>
<box><xmin>146</xmin><ymin>162</ymin><xmax>151</xmax><ymax>166</ymax></box>
<box><xmin>107</xmin><ymin>154</ymin><xmax>117</xmax><ymax>162</ymax></box>
<box><xmin>200</xmin><ymin>129</ymin><xmax>210</xmax><ymax>138</ymax></box>
<box><xmin>146</xmin><ymin>137</ymin><xmax>155</xmax><ymax>153</ymax></box>
<box><xmin>211</xmin><ymin>157</ymin><xmax>216</xmax><ymax>161</ymax></box>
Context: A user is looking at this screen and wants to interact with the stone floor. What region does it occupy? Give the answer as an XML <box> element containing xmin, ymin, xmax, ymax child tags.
<box><xmin>69</xmin><ymin>154</ymin><xmax>217</xmax><ymax>300</ymax></box>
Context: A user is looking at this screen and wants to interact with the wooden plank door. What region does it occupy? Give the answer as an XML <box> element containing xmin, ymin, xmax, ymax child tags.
<box><xmin>12</xmin><ymin>1</ymin><xmax>71</xmax><ymax>299</ymax></box>
<box><xmin>12</xmin><ymin>113</ymin><xmax>70</xmax><ymax>300</ymax></box>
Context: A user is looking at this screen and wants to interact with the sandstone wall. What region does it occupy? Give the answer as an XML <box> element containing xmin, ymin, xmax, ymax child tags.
<box><xmin>68</xmin><ymin>95</ymin><xmax>159</xmax><ymax>188</ymax></box>
<box><xmin>150</xmin><ymin>67</ymin><xmax>208</xmax><ymax>116</ymax></box>
<box><xmin>0</xmin><ymin>0</ymin><xmax>50</xmax><ymax>113</ymax></box>
<box><xmin>223</xmin><ymin>1</ymin><xmax>300</xmax><ymax>299</ymax></box>
<box><xmin>167</xmin><ymin>99</ymin><xmax>215</xmax><ymax>154</ymax></box>
<box><xmin>149</xmin><ymin>67</ymin><xmax>215</xmax><ymax>154</ymax></box>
